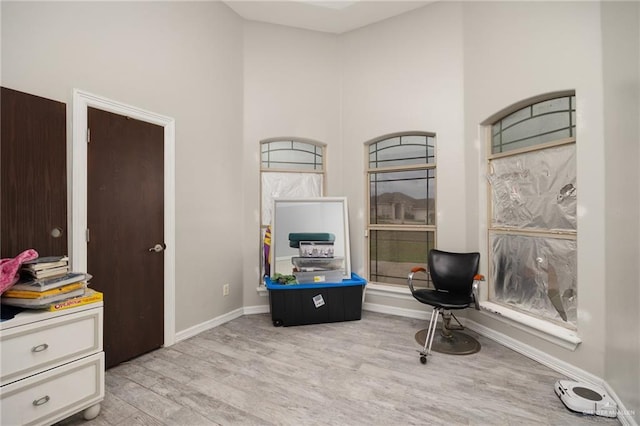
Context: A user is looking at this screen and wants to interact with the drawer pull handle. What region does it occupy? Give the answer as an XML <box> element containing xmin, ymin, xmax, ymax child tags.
<box><xmin>32</xmin><ymin>343</ymin><xmax>49</xmax><ymax>353</ymax></box>
<box><xmin>33</xmin><ymin>395</ymin><xmax>50</xmax><ymax>406</ymax></box>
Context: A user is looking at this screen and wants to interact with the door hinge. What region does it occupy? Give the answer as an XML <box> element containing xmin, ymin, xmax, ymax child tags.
<box><xmin>86</xmin><ymin>228</ymin><xmax>90</xmax><ymax>243</ymax></box>
<box><xmin>87</xmin><ymin>128</ymin><xmax>91</xmax><ymax>143</ymax></box>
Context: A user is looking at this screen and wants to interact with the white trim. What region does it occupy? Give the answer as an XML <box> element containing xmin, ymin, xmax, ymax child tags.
<box><xmin>363</xmin><ymin>298</ymin><xmax>580</xmax><ymax>354</ymax></box>
<box><xmin>175</xmin><ymin>308</ymin><xmax>244</xmax><ymax>342</ymax></box>
<box><xmin>467</xmin><ymin>318</ymin><xmax>594</xmax><ymax>382</ymax></box>
<box><xmin>366</xmin><ymin>282</ymin><xmax>414</xmax><ymax>300</ymax></box>
<box><xmin>174</xmin><ymin>304</ymin><xmax>635</xmax><ymax>425</ymax></box>
<box><xmin>479</xmin><ymin>301</ymin><xmax>581</xmax><ymax>350</ymax></box>
<box><xmin>363</xmin><ymin>302</ymin><xmax>429</xmax><ymax>320</ymax></box>
<box><xmin>243</xmin><ymin>304</ymin><xmax>270</xmax><ymax>315</ymax></box>
<box><xmin>465</xmin><ymin>318</ymin><xmax>635</xmax><ymax>426</ymax></box>
<box><xmin>362</xmin><ymin>283</ymin><xmax>580</xmax><ymax>350</ymax></box>
<box><xmin>601</xmin><ymin>383</ymin><xmax>637</xmax><ymax>426</ymax></box>
<box><xmin>361</xmin><ymin>300</ymin><xmax>633</xmax><ymax>425</ymax></box>
<box><xmin>72</xmin><ymin>89</ymin><xmax>176</xmax><ymax>347</ymax></box>
<box><xmin>174</xmin><ymin>305</ymin><xmax>270</xmax><ymax>342</ymax></box>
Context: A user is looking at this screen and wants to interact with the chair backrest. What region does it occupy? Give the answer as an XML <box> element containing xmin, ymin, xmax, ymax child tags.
<box><xmin>428</xmin><ymin>249</ymin><xmax>480</xmax><ymax>294</ymax></box>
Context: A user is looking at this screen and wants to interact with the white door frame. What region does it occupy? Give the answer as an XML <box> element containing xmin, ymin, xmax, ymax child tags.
<box><xmin>72</xmin><ymin>89</ymin><xmax>176</xmax><ymax>346</ymax></box>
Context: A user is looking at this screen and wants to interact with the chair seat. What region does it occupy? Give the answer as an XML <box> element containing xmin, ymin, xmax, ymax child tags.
<box><xmin>412</xmin><ymin>288</ymin><xmax>473</xmax><ymax>310</ymax></box>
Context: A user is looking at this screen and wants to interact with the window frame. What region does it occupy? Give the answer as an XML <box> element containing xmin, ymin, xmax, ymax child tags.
<box><xmin>259</xmin><ymin>137</ymin><xmax>326</xmax><ymax>284</ymax></box>
<box><xmin>485</xmin><ymin>92</ymin><xmax>577</xmax><ymax>329</ymax></box>
<box><xmin>365</xmin><ymin>131</ymin><xmax>437</xmax><ymax>287</ymax></box>
<box><xmin>261</xmin><ymin>138</ymin><xmax>325</xmax><ymax>171</ymax></box>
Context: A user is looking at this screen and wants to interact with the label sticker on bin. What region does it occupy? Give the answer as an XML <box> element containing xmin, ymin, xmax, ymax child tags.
<box><xmin>312</xmin><ymin>294</ymin><xmax>325</xmax><ymax>308</ymax></box>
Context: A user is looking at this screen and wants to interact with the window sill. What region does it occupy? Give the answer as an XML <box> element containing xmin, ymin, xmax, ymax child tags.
<box><xmin>362</xmin><ymin>284</ymin><xmax>581</xmax><ymax>351</ymax></box>
<box><xmin>478</xmin><ymin>301</ymin><xmax>581</xmax><ymax>351</ymax></box>
<box><xmin>365</xmin><ymin>282</ymin><xmax>414</xmax><ymax>299</ymax></box>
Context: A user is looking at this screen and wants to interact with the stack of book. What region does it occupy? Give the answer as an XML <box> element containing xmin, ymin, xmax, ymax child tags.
<box><xmin>1</xmin><ymin>256</ymin><xmax>102</xmax><ymax>311</ymax></box>
<box><xmin>22</xmin><ymin>255</ymin><xmax>70</xmax><ymax>280</ymax></box>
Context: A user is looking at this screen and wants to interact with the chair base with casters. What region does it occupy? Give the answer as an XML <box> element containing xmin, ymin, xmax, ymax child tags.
<box><xmin>407</xmin><ymin>249</ymin><xmax>484</xmax><ymax>365</ymax></box>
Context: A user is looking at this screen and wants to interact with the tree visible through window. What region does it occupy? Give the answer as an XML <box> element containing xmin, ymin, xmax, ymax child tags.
<box><xmin>366</xmin><ymin>133</ymin><xmax>436</xmax><ymax>286</ymax></box>
<box><xmin>487</xmin><ymin>94</ymin><xmax>577</xmax><ymax>328</ymax></box>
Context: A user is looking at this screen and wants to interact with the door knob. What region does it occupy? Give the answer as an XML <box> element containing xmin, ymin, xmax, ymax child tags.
<box><xmin>148</xmin><ymin>243</ymin><xmax>165</xmax><ymax>253</ymax></box>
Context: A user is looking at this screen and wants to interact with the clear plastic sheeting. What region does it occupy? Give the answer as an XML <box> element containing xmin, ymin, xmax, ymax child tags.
<box><xmin>488</xmin><ymin>144</ymin><xmax>576</xmax><ymax>231</ymax></box>
<box><xmin>491</xmin><ymin>233</ymin><xmax>577</xmax><ymax>327</ymax></box>
<box><xmin>261</xmin><ymin>172</ymin><xmax>322</xmax><ymax>226</ymax></box>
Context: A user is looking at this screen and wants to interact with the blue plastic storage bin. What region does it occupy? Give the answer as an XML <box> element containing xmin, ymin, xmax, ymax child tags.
<box><xmin>264</xmin><ymin>273</ymin><xmax>367</xmax><ymax>327</ymax></box>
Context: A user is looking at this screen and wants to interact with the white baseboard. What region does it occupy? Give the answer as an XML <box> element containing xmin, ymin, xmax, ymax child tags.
<box><xmin>174</xmin><ymin>305</ymin><xmax>270</xmax><ymax>342</ymax></box>
<box><xmin>363</xmin><ymin>302</ymin><xmax>429</xmax><ymax>320</ymax></box>
<box><xmin>174</xmin><ymin>307</ymin><xmax>244</xmax><ymax>342</ymax></box>
<box><xmin>361</xmin><ymin>305</ymin><xmax>636</xmax><ymax>425</ymax></box>
<box><xmin>601</xmin><ymin>382</ymin><xmax>637</xmax><ymax>426</ymax></box>
<box><xmin>462</xmin><ymin>317</ymin><xmax>636</xmax><ymax>426</ymax></box>
<box><xmin>466</xmin><ymin>319</ymin><xmax>603</xmax><ymax>384</ymax></box>
<box><xmin>243</xmin><ymin>304</ymin><xmax>270</xmax><ymax>315</ymax></box>
<box><xmin>174</xmin><ymin>304</ymin><xmax>636</xmax><ymax>425</ymax></box>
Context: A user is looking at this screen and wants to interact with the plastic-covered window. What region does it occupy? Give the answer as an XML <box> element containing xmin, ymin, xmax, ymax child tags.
<box><xmin>261</xmin><ymin>172</ymin><xmax>322</xmax><ymax>226</ymax></box>
<box><xmin>491</xmin><ymin>234</ymin><xmax>577</xmax><ymax>326</ymax></box>
<box><xmin>488</xmin><ymin>144</ymin><xmax>576</xmax><ymax>231</ymax></box>
<box><xmin>487</xmin><ymin>94</ymin><xmax>577</xmax><ymax>329</ymax></box>
<box><xmin>260</xmin><ymin>139</ymin><xmax>325</xmax><ymax>280</ymax></box>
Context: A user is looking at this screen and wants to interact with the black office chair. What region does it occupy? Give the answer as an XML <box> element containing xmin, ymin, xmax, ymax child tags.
<box><xmin>407</xmin><ymin>249</ymin><xmax>484</xmax><ymax>364</ymax></box>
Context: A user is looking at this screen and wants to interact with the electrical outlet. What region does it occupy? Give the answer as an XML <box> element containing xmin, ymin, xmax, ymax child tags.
<box><xmin>223</xmin><ymin>283</ymin><xmax>229</xmax><ymax>296</ymax></box>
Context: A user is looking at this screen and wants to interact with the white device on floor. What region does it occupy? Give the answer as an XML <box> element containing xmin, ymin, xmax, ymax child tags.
<box><xmin>554</xmin><ymin>380</ymin><xmax>617</xmax><ymax>418</ymax></box>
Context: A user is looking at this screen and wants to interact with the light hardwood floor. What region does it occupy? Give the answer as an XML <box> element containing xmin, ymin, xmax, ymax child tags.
<box><xmin>59</xmin><ymin>311</ymin><xmax>620</xmax><ymax>426</ymax></box>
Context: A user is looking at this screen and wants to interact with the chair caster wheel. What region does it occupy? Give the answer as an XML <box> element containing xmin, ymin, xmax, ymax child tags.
<box><xmin>420</xmin><ymin>356</ymin><xmax>427</xmax><ymax>364</ymax></box>
<box><xmin>273</xmin><ymin>319</ymin><xmax>283</xmax><ymax>327</ymax></box>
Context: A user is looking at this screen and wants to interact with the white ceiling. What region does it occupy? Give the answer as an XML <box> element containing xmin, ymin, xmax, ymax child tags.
<box><xmin>224</xmin><ymin>1</ymin><xmax>434</xmax><ymax>34</ymax></box>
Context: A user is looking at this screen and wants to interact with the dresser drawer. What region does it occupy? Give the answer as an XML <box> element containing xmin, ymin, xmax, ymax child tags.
<box><xmin>1</xmin><ymin>352</ymin><xmax>104</xmax><ymax>426</ymax></box>
<box><xmin>0</xmin><ymin>307</ymin><xmax>103</xmax><ymax>386</ymax></box>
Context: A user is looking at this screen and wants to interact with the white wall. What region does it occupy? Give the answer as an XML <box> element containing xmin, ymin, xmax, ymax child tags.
<box><xmin>462</xmin><ymin>0</ymin><xmax>607</xmax><ymax>376</ymax></box>
<box><xmin>241</xmin><ymin>22</ymin><xmax>341</xmax><ymax>307</ymax></box>
<box><xmin>601</xmin><ymin>2</ymin><xmax>640</xmax><ymax>421</ymax></box>
<box><xmin>341</xmin><ymin>1</ymin><xmax>466</xmax><ymax>278</ymax></box>
<box><xmin>338</xmin><ymin>6</ymin><xmax>639</xmax><ymax>414</ymax></box>
<box><xmin>1</xmin><ymin>1</ymin><xmax>245</xmax><ymax>331</ymax></box>
<box><xmin>4</xmin><ymin>1</ymin><xmax>638</xmax><ymax>417</ymax></box>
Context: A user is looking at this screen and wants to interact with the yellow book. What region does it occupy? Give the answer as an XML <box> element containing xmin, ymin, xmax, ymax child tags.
<box><xmin>3</xmin><ymin>282</ymin><xmax>87</xmax><ymax>299</ymax></box>
<box><xmin>45</xmin><ymin>289</ymin><xmax>103</xmax><ymax>312</ymax></box>
<box><xmin>1</xmin><ymin>288</ymin><xmax>85</xmax><ymax>308</ymax></box>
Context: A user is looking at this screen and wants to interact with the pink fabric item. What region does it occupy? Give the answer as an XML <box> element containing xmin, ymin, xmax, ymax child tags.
<box><xmin>0</xmin><ymin>249</ymin><xmax>39</xmax><ymax>293</ymax></box>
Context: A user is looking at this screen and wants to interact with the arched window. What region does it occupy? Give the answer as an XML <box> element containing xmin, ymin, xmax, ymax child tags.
<box><xmin>487</xmin><ymin>92</ymin><xmax>577</xmax><ymax>328</ymax></box>
<box><xmin>260</xmin><ymin>138</ymin><xmax>326</xmax><ymax>279</ymax></box>
<box><xmin>366</xmin><ymin>132</ymin><xmax>436</xmax><ymax>286</ymax></box>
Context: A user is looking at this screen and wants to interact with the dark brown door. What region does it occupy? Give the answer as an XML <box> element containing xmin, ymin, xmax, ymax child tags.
<box><xmin>87</xmin><ymin>107</ymin><xmax>164</xmax><ymax>368</ymax></box>
<box><xmin>1</xmin><ymin>87</ymin><xmax>67</xmax><ymax>258</ymax></box>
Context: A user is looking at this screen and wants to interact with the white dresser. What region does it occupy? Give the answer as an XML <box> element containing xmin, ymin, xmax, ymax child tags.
<box><xmin>0</xmin><ymin>303</ymin><xmax>104</xmax><ymax>426</ymax></box>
